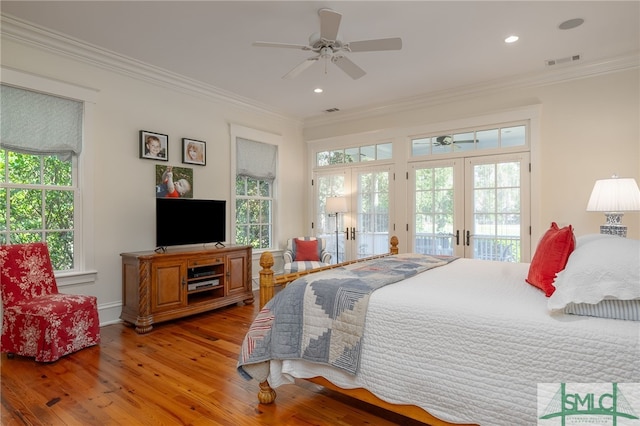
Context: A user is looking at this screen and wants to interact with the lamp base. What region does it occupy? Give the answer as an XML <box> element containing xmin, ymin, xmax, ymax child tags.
<box><xmin>600</xmin><ymin>225</ymin><xmax>627</xmax><ymax>237</ymax></box>
<box><xmin>600</xmin><ymin>212</ymin><xmax>626</xmax><ymax>237</ymax></box>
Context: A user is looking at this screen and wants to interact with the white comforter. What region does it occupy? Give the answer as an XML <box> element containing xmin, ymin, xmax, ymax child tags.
<box><xmin>265</xmin><ymin>258</ymin><xmax>640</xmax><ymax>425</ymax></box>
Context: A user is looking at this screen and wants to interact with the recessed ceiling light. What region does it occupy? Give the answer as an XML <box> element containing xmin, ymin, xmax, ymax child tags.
<box><xmin>505</xmin><ymin>35</ymin><xmax>519</xmax><ymax>44</ymax></box>
<box><xmin>314</xmin><ymin>88</ymin><xmax>323</xmax><ymax>93</ymax></box>
<box><xmin>559</xmin><ymin>18</ymin><xmax>584</xmax><ymax>30</ymax></box>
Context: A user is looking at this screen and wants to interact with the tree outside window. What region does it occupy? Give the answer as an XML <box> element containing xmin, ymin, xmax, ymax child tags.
<box><xmin>0</xmin><ymin>149</ymin><xmax>75</xmax><ymax>270</ymax></box>
<box><xmin>235</xmin><ymin>175</ymin><xmax>272</xmax><ymax>249</ymax></box>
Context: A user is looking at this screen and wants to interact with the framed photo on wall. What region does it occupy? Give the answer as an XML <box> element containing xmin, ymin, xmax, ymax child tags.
<box><xmin>182</xmin><ymin>138</ymin><xmax>206</xmax><ymax>166</ymax></box>
<box><xmin>155</xmin><ymin>165</ymin><xmax>193</xmax><ymax>198</ymax></box>
<box><xmin>140</xmin><ymin>130</ymin><xmax>168</xmax><ymax>161</ymax></box>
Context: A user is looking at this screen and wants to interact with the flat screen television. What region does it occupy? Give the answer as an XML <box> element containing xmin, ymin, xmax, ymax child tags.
<box><xmin>156</xmin><ymin>198</ymin><xmax>226</xmax><ymax>248</ymax></box>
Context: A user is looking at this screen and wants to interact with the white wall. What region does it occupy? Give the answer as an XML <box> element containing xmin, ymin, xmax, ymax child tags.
<box><xmin>304</xmin><ymin>69</ymin><xmax>640</xmax><ymax>243</ymax></box>
<box><xmin>1</xmin><ymin>38</ymin><xmax>307</xmax><ymax>324</ymax></box>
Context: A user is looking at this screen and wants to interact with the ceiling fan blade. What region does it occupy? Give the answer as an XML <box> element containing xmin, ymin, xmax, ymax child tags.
<box><xmin>348</xmin><ymin>37</ymin><xmax>402</xmax><ymax>52</ymax></box>
<box><xmin>319</xmin><ymin>8</ymin><xmax>342</xmax><ymax>41</ymax></box>
<box><xmin>283</xmin><ymin>56</ymin><xmax>319</xmax><ymax>79</ymax></box>
<box><xmin>333</xmin><ymin>56</ymin><xmax>366</xmax><ymax>80</ymax></box>
<box><xmin>253</xmin><ymin>41</ymin><xmax>311</xmax><ymax>50</ymax></box>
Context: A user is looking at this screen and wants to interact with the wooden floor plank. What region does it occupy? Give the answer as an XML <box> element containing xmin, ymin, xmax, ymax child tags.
<box><xmin>1</xmin><ymin>293</ymin><xmax>429</xmax><ymax>425</ymax></box>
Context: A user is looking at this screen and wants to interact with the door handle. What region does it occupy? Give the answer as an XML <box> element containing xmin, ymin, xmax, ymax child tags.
<box><xmin>455</xmin><ymin>230</ymin><xmax>460</xmax><ymax>246</ymax></box>
<box><xmin>350</xmin><ymin>227</ymin><xmax>355</xmax><ymax>240</ymax></box>
<box><xmin>466</xmin><ymin>230</ymin><xmax>471</xmax><ymax>246</ymax></box>
<box><xmin>345</xmin><ymin>227</ymin><xmax>350</xmax><ymax>240</ymax></box>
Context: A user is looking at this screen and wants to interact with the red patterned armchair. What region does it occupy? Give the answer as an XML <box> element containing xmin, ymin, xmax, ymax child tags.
<box><xmin>0</xmin><ymin>242</ymin><xmax>100</xmax><ymax>362</ymax></box>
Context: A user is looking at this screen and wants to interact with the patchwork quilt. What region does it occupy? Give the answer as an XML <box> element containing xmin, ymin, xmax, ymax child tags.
<box><xmin>238</xmin><ymin>253</ymin><xmax>457</xmax><ymax>381</ymax></box>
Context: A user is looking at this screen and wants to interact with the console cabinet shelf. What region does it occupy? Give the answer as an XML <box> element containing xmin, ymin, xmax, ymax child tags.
<box><xmin>120</xmin><ymin>245</ymin><xmax>253</xmax><ymax>333</ymax></box>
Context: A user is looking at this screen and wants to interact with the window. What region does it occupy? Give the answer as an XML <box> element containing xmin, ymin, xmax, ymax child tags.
<box><xmin>314</xmin><ymin>165</ymin><xmax>394</xmax><ymax>263</ymax></box>
<box><xmin>0</xmin><ymin>81</ymin><xmax>88</xmax><ymax>273</ymax></box>
<box><xmin>414</xmin><ymin>164</ymin><xmax>456</xmax><ymax>256</ymax></box>
<box><xmin>411</xmin><ymin>124</ymin><xmax>526</xmax><ymax>157</ymax></box>
<box><xmin>316</xmin><ymin>142</ymin><xmax>393</xmax><ymax>166</ymax></box>
<box><xmin>310</xmin><ymin>106</ymin><xmax>538</xmax><ymax>260</ymax></box>
<box><xmin>0</xmin><ymin>150</ymin><xmax>76</xmax><ymax>270</ymax></box>
<box><xmin>408</xmin><ymin>120</ymin><xmax>530</xmax><ymax>261</ymax></box>
<box><xmin>231</xmin><ymin>125</ymin><xmax>280</xmax><ymax>251</ymax></box>
<box><xmin>235</xmin><ymin>175</ymin><xmax>273</xmax><ymax>249</ymax></box>
<box><xmin>410</xmin><ymin>154</ymin><xmax>530</xmax><ymax>263</ymax></box>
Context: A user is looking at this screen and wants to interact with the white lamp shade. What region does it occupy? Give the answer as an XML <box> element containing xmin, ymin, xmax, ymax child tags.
<box><xmin>326</xmin><ymin>196</ymin><xmax>348</xmax><ymax>213</ymax></box>
<box><xmin>586</xmin><ymin>177</ymin><xmax>640</xmax><ymax>212</ymax></box>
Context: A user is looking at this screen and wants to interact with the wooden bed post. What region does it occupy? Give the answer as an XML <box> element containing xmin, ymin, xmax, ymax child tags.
<box><xmin>390</xmin><ymin>235</ymin><xmax>399</xmax><ymax>255</ymax></box>
<box><xmin>257</xmin><ymin>252</ymin><xmax>277</xmax><ymax>403</ymax></box>
<box><xmin>258</xmin><ymin>251</ymin><xmax>275</xmax><ymax>310</ymax></box>
<box><xmin>258</xmin><ymin>379</ymin><xmax>277</xmax><ymax>404</ymax></box>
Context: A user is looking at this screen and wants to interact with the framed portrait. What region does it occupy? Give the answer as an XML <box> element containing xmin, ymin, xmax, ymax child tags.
<box><xmin>140</xmin><ymin>130</ymin><xmax>168</xmax><ymax>161</ymax></box>
<box><xmin>155</xmin><ymin>165</ymin><xmax>193</xmax><ymax>198</ymax></box>
<box><xmin>182</xmin><ymin>138</ymin><xmax>206</xmax><ymax>166</ymax></box>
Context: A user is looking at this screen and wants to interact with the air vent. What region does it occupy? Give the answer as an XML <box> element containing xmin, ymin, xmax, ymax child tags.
<box><xmin>324</xmin><ymin>108</ymin><xmax>340</xmax><ymax>113</ymax></box>
<box><xmin>545</xmin><ymin>54</ymin><xmax>581</xmax><ymax>67</ymax></box>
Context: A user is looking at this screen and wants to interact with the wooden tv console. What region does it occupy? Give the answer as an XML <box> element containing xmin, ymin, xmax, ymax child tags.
<box><xmin>120</xmin><ymin>245</ymin><xmax>254</xmax><ymax>333</ymax></box>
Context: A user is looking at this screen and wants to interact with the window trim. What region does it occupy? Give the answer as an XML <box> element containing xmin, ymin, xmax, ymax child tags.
<box><xmin>229</xmin><ymin>124</ymin><xmax>281</xmax><ymax>253</ymax></box>
<box><xmin>1</xmin><ymin>67</ymin><xmax>99</xmax><ymax>286</ymax></box>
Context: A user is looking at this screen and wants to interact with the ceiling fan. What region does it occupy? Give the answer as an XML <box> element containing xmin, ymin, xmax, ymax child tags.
<box><xmin>252</xmin><ymin>8</ymin><xmax>402</xmax><ymax>80</ymax></box>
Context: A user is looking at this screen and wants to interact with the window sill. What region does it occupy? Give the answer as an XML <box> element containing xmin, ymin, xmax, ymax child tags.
<box><xmin>252</xmin><ymin>248</ymin><xmax>283</xmax><ymax>256</ymax></box>
<box><xmin>55</xmin><ymin>270</ymin><xmax>98</xmax><ymax>288</ymax></box>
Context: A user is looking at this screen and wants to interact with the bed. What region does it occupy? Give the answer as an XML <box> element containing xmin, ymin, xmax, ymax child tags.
<box><xmin>238</xmin><ymin>230</ymin><xmax>640</xmax><ymax>425</ymax></box>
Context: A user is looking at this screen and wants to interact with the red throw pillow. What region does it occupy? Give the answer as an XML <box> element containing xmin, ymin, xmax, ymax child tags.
<box><xmin>526</xmin><ymin>222</ymin><xmax>575</xmax><ymax>297</ymax></box>
<box><xmin>294</xmin><ymin>239</ymin><xmax>320</xmax><ymax>261</ymax></box>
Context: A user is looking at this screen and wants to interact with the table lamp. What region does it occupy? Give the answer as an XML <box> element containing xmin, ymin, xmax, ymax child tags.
<box><xmin>586</xmin><ymin>175</ymin><xmax>640</xmax><ymax>237</ymax></box>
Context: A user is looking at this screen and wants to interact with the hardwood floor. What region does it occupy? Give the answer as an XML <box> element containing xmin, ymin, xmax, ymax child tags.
<box><xmin>1</xmin><ymin>293</ymin><xmax>427</xmax><ymax>425</ymax></box>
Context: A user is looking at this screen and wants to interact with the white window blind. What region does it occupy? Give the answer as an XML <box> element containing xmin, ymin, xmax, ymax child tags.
<box><xmin>236</xmin><ymin>138</ymin><xmax>277</xmax><ymax>181</ymax></box>
<box><xmin>0</xmin><ymin>84</ymin><xmax>83</xmax><ymax>160</ymax></box>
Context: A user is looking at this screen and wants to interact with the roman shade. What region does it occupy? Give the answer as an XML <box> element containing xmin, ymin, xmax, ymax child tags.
<box><xmin>236</xmin><ymin>137</ymin><xmax>277</xmax><ymax>181</ymax></box>
<box><xmin>0</xmin><ymin>84</ymin><xmax>83</xmax><ymax>160</ymax></box>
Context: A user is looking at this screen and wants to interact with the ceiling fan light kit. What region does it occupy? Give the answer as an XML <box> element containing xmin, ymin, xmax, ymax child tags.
<box><xmin>253</xmin><ymin>8</ymin><xmax>402</xmax><ymax>80</ymax></box>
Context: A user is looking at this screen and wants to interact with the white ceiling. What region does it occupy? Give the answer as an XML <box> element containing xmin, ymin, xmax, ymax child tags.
<box><xmin>2</xmin><ymin>1</ymin><xmax>639</xmax><ymax>120</ymax></box>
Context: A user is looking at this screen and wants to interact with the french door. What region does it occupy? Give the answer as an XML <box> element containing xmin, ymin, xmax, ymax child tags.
<box><xmin>410</xmin><ymin>153</ymin><xmax>530</xmax><ymax>262</ymax></box>
<box><xmin>314</xmin><ymin>165</ymin><xmax>393</xmax><ymax>263</ymax></box>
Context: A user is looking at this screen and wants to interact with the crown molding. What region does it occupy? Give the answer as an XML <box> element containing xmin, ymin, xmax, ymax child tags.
<box><xmin>303</xmin><ymin>52</ymin><xmax>640</xmax><ymax>129</ymax></box>
<box><xmin>0</xmin><ymin>14</ymin><xmax>302</xmax><ymax>126</ymax></box>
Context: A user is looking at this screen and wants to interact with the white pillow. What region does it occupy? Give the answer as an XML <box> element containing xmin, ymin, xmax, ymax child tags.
<box><xmin>548</xmin><ymin>234</ymin><xmax>640</xmax><ymax>311</ymax></box>
<box><xmin>573</xmin><ymin>233</ymin><xmax>614</xmax><ymax>245</ymax></box>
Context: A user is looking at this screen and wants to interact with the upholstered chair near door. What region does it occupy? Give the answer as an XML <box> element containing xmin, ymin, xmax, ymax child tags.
<box><xmin>0</xmin><ymin>242</ymin><xmax>100</xmax><ymax>362</ymax></box>
<box><xmin>283</xmin><ymin>237</ymin><xmax>332</xmax><ymax>273</ymax></box>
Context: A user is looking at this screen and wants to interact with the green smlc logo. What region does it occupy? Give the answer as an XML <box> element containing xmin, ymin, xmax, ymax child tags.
<box><xmin>540</xmin><ymin>383</ymin><xmax>639</xmax><ymax>425</ymax></box>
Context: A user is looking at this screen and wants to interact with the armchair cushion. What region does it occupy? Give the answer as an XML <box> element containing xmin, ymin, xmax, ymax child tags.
<box><xmin>283</xmin><ymin>237</ymin><xmax>332</xmax><ymax>273</ymax></box>
<box><xmin>0</xmin><ymin>242</ymin><xmax>100</xmax><ymax>362</ymax></box>
<box><xmin>293</xmin><ymin>238</ymin><xmax>320</xmax><ymax>261</ymax></box>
